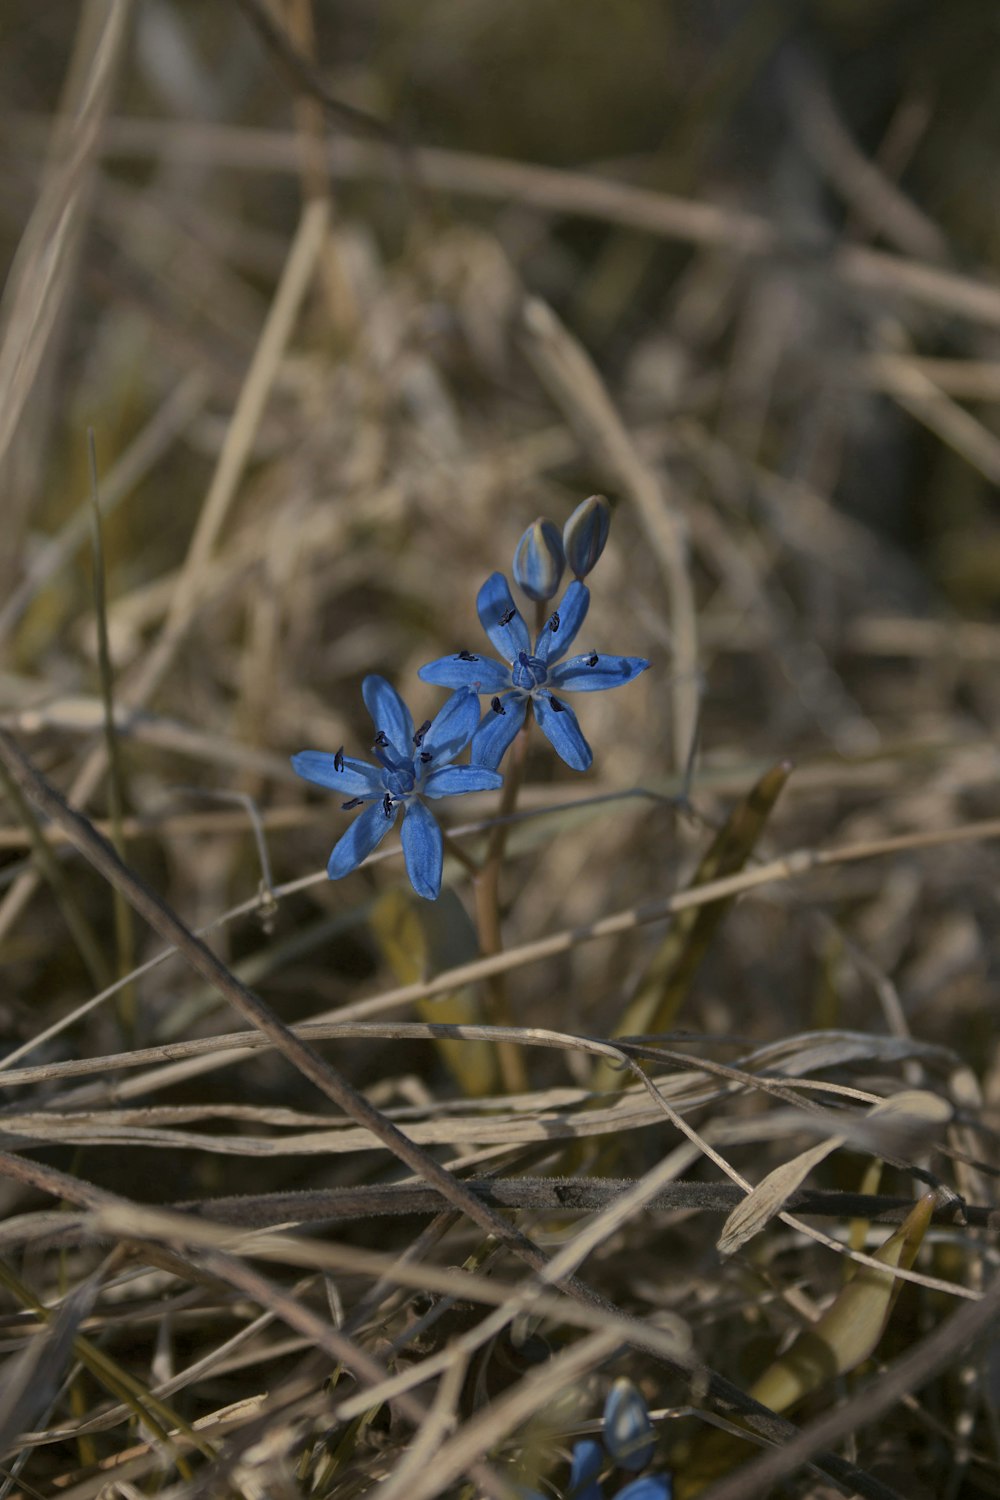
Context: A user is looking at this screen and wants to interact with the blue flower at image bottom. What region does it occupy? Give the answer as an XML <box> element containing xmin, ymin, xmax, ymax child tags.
<box><xmin>291</xmin><ymin>676</ymin><xmax>502</xmax><ymax>900</ymax></box>
<box><xmin>418</xmin><ymin>573</ymin><xmax>649</xmax><ymax>771</ymax></box>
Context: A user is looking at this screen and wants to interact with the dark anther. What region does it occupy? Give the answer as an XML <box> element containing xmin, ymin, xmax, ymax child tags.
<box><xmin>333</xmin><ymin>746</ymin><xmax>345</xmax><ymax>771</ymax></box>
<box><xmin>341</xmin><ymin>796</ymin><xmax>365</xmax><ymax>810</ymax></box>
<box><xmin>549</xmin><ymin>696</ymin><xmax>567</xmax><ymax>713</ymax></box>
<box><xmin>373</xmin><ymin>730</ymin><xmax>390</xmax><ymax>748</ymax></box>
<box><xmin>499</xmin><ymin>606</ymin><xmax>516</xmax><ymax>626</ymax></box>
<box><xmin>587</xmin><ymin>653</ymin><xmax>599</xmax><ymax>667</ymax></box>
<box><xmin>548</xmin><ymin>611</ymin><xmax>560</xmax><ymax>633</ymax></box>
<box><xmin>382</xmin><ymin>792</ymin><xmax>394</xmax><ymax>818</ymax></box>
<box><xmin>491</xmin><ymin>696</ymin><xmax>506</xmax><ymax>715</ymax></box>
<box><xmin>457</xmin><ymin>649</ymin><xmax>478</xmax><ymax>662</ymax></box>
<box><xmin>419</xmin><ymin>750</ymin><xmax>433</xmax><ymax>763</ymax></box>
<box><xmin>413</xmin><ymin>719</ymin><xmax>432</xmax><ymax>748</ymax></box>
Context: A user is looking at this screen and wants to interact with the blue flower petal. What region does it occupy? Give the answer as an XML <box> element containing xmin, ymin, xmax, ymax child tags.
<box><xmin>470</xmin><ymin>693</ymin><xmax>527</xmax><ymax>769</ymax></box>
<box><xmin>477</xmin><ymin>572</ymin><xmax>530</xmax><ymax>661</ymax></box>
<box><xmin>535</xmin><ymin>580</ymin><xmax>590</xmax><ymax>665</ymax></box>
<box><xmin>422</xmin><ymin>764</ymin><xmax>503</xmax><ymax>798</ymax></box>
<box><xmin>548</xmin><ymin>655</ymin><xmax>650</xmax><ymax>693</ymax></box>
<box><xmin>534</xmin><ymin>693</ymin><xmax>592</xmax><ymax>771</ymax></box>
<box><xmin>418</xmin><ymin>654</ymin><xmax>511</xmax><ymax>694</ymax></box>
<box><xmin>362</xmin><ymin>675</ymin><xmax>414</xmax><ymax>752</ymax></box>
<box><xmin>291</xmin><ymin>751</ymin><xmax>382</xmax><ymax>797</ymax></box>
<box><xmin>400</xmin><ymin>800</ymin><xmax>443</xmax><ymax>900</ymax></box>
<box><xmin>327</xmin><ymin>798</ymin><xmax>397</xmax><ymax>880</ymax></box>
<box><xmin>613</xmin><ymin>1479</ymin><xmax>671</xmax><ymax>1500</ymax></box>
<box><xmin>421</xmin><ymin>688</ymin><xmax>481</xmax><ymax>767</ymax></box>
<box><xmin>603</xmin><ymin>1379</ymin><xmax>656</xmax><ymax>1473</ymax></box>
<box><xmin>569</xmin><ymin>1438</ymin><xmax>603</xmax><ymax>1495</ymax></box>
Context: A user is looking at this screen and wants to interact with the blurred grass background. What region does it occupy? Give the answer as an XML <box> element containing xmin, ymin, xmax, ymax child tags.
<box><xmin>1</xmin><ymin>2</ymin><xmax>1000</xmax><ymax>1497</ymax></box>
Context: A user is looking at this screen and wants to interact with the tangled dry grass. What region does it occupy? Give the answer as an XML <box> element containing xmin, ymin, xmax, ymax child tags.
<box><xmin>1</xmin><ymin>4</ymin><xmax>1000</xmax><ymax>1498</ymax></box>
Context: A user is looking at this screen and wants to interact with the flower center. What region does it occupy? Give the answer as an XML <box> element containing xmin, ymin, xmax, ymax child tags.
<box><xmin>373</xmin><ymin>740</ymin><xmax>417</xmax><ymax>799</ymax></box>
<box><xmin>383</xmin><ymin>763</ymin><xmax>416</xmax><ymax>798</ymax></box>
<box><xmin>512</xmin><ymin>650</ymin><xmax>548</xmax><ymax>690</ymax></box>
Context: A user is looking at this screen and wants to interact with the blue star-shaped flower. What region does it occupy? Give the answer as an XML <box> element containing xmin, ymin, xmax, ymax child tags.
<box><xmin>418</xmin><ymin>573</ymin><xmax>650</xmax><ymax>771</ymax></box>
<box><xmin>291</xmin><ymin>676</ymin><xmax>502</xmax><ymax>900</ymax></box>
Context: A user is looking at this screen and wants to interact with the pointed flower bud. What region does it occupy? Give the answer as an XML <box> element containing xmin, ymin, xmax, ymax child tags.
<box><xmin>563</xmin><ymin>494</ymin><xmax>611</xmax><ymax>579</ymax></box>
<box><xmin>603</xmin><ymin>1378</ymin><xmax>655</xmax><ymax>1472</ymax></box>
<box><xmin>513</xmin><ymin>517</ymin><xmax>565</xmax><ymax>602</ymax></box>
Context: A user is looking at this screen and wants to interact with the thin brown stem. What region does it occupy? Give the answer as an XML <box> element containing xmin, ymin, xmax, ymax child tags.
<box><xmin>473</xmin><ymin>720</ymin><xmax>531</xmax><ymax>1094</ymax></box>
<box><xmin>440</xmin><ymin>828</ymin><xmax>481</xmax><ymax>878</ymax></box>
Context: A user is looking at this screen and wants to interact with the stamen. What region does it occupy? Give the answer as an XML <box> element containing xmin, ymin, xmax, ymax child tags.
<box><xmin>548</xmin><ymin>611</ymin><xmax>560</xmax><ymax>633</ymax></box>
<box><xmin>457</xmin><ymin>649</ymin><xmax>478</xmax><ymax>662</ymax></box>
<box><xmin>341</xmin><ymin>796</ymin><xmax>365</xmax><ymax>810</ymax></box>
<box><xmin>499</xmin><ymin>606</ymin><xmax>516</xmax><ymax>626</ymax></box>
<box><xmin>587</xmin><ymin>653</ymin><xmax>599</xmax><ymax>667</ymax></box>
<box><xmin>491</xmin><ymin>696</ymin><xmax>506</xmax><ymax>715</ymax></box>
<box><xmin>549</xmin><ymin>696</ymin><xmax>567</xmax><ymax>713</ymax></box>
<box><xmin>333</xmin><ymin>746</ymin><xmax>345</xmax><ymax>771</ymax></box>
<box><xmin>373</xmin><ymin>731</ymin><xmax>390</xmax><ymax>748</ymax></box>
<box><xmin>419</xmin><ymin>750</ymin><xmax>433</xmax><ymax>763</ymax></box>
<box><xmin>382</xmin><ymin>792</ymin><xmax>394</xmax><ymax>818</ymax></box>
<box><xmin>413</xmin><ymin>719</ymin><xmax>432</xmax><ymax>747</ymax></box>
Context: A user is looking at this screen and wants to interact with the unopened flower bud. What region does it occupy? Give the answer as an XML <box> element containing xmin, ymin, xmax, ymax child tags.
<box><xmin>513</xmin><ymin>517</ymin><xmax>565</xmax><ymax>601</ymax></box>
<box><xmin>603</xmin><ymin>1378</ymin><xmax>655</xmax><ymax>1472</ymax></box>
<box><xmin>563</xmin><ymin>494</ymin><xmax>611</xmax><ymax>579</ymax></box>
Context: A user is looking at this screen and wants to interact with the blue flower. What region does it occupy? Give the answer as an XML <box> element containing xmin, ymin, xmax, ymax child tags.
<box><xmin>614</xmin><ymin>1480</ymin><xmax>671</xmax><ymax>1500</ymax></box>
<box><xmin>418</xmin><ymin>573</ymin><xmax>649</xmax><ymax>772</ymax></box>
<box><xmin>603</xmin><ymin>1379</ymin><xmax>656</xmax><ymax>1473</ymax></box>
<box><xmin>291</xmin><ymin>676</ymin><xmax>502</xmax><ymax>900</ymax></box>
<box><xmin>568</xmin><ymin>1438</ymin><xmax>604</xmax><ymax>1500</ymax></box>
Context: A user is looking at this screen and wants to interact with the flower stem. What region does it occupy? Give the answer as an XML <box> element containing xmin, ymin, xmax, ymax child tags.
<box><xmin>440</xmin><ymin>829</ymin><xmax>481</xmax><ymax>878</ymax></box>
<box><xmin>472</xmin><ymin>718</ymin><xmax>530</xmax><ymax>1094</ymax></box>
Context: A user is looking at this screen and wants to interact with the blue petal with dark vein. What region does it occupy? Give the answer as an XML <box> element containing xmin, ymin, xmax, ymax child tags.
<box><xmin>362</xmin><ymin>674</ymin><xmax>413</xmax><ymax>751</ymax></box>
<box><xmin>421</xmin><ymin>688</ymin><xmax>481</xmax><ymax>766</ymax></box>
<box><xmin>290</xmin><ymin>752</ymin><xmax>382</xmax><ymax>797</ymax></box>
<box><xmin>326</xmin><ymin>799</ymin><xmax>398</xmax><ymax>879</ymax></box>
<box><xmin>400</xmin><ymin>800</ymin><xmax>444</xmax><ymax>900</ymax></box>
<box><xmin>476</xmin><ymin>572</ymin><xmax>530</xmax><ymax>660</ymax></box>
<box><xmin>418</xmin><ymin>654</ymin><xmax>511</xmax><ymax>694</ymax></box>
<box><xmin>534</xmin><ymin>693</ymin><xmax>592</xmax><ymax>770</ymax></box>
<box><xmin>534</xmin><ymin>580</ymin><xmax>590</xmax><ymax>665</ymax></box>
<box><xmin>549</xmin><ymin>654</ymin><xmax>650</xmax><ymax>692</ymax></box>
<box><xmin>422</xmin><ymin>764</ymin><xmax>503</xmax><ymax>797</ymax></box>
<box><xmin>469</xmin><ymin>693</ymin><xmax>527</xmax><ymax>769</ymax></box>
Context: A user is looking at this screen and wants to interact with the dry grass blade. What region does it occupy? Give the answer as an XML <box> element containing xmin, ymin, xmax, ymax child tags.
<box><xmin>600</xmin><ymin>760</ymin><xmax>791</xmax><ymax>1089</ymax></box>
<box><xmin>0</xmin><ymin>1277</ymin><xmax>98</xmax><ymax>1461</ymax></box>
<box><xmin>716</xmin><ymin>1136</ymin><xmax>847</xmax><ymax>1258</ymax></box>
<box><xmin>681</xmin><ymin>1194</ymin><xmax>937</xmax><ymax>1497</ymax></box>
<box><xmin>697</xmin><ymin>1257</ymin><xmax>1000</xmax><ymax>1500</ymax></box>
<box><xmin>0</xmin><ymin>0</ymin><xmax>131</xmax><ymax>491</ymax></box>
<box><xmin>718</xmin><ymin>1089</ymin><xmax>954</xmax><ymax>1254</ymax></box>
<box><xmin>760</xmin><ymin>1193</ymin><xmax>936</xmax><ymax>1382</ymax></box>
<box><xmin>84</xmin><ymin>120</ymin><xmax>1000</xmax><ymax>330</ymax></box>
<box><xmin>0</xmin><ymin>726</ymin><xmax>615</xmax><ymax>1303</ymax></box>
<box><xmin>521</xmin><ymin>295</ymin><xmax>699</xmax><ymax>770</ymax></box>
<box><xmin>369</xmin><ymin>887</ymin><xmax>497</xmax><ymax>1097</ymax></box>
<box><xmin>4</xmin><ymin>13</ymin><xmax>997</xmax><ymax>1495</ymax></box>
